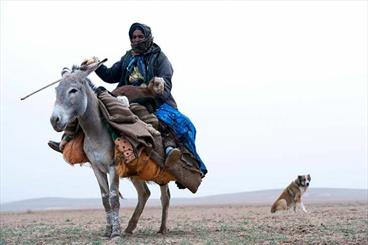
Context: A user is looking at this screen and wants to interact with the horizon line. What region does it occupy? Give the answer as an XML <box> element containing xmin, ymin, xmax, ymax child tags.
<box><xmin>2</xmin><ymin>187</ymin><xmax>367</xmax><ymax>205</ymax></box>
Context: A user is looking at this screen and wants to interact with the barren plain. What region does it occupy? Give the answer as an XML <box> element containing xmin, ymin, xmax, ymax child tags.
<box><xmin>1</xmin><ymin>202</ymin><xmax>367</xmax><ymax>244</ymax></box>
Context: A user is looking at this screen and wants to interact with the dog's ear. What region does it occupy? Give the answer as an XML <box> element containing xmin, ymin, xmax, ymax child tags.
<box><xmin>298</xmin><ymin>175</ymin><xmax>303</xmax><ymax>183</ymax></box>
<box><xmin>307</xmin><ymin>174</ymin><xmax>311</xmax><ymax>181</ymax></box>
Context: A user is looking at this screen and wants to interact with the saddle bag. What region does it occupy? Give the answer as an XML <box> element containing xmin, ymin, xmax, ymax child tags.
<box><xmin>63</xmin><ymin>131</ymin><xmax>89</xmax><ymax>165</ymax></box>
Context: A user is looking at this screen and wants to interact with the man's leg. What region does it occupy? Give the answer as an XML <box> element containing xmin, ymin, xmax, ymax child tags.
<box><xmin>48</xmin><ymin>119</ymin><xmax>79</xmax><ymax>153</ymax></box>
<box><xmin>159</xmin><ymin>122</ymin><xmax>182</xmax><ymax>162</ymax></box>
<box><xmin>48</xmin><ymin>136</ymin><xmax>70</xmax><ymax>153</ymax></box>
<box><xmin>159</xmin><ymin>122</ymin><xmax>188</xmax><ymax>189</ymax></box>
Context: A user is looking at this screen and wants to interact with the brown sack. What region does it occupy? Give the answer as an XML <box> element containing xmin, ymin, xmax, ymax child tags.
<box><xmin>115</xmin><ymin>146</ymin><xmax>175</xmax><ymax>185</ymax></box>
<box><xmin>63</xmin><ymin>131</ymin><xmax>89</xmax><ymax>165</ymax></box>
<box><xmin>165</xmin><ymin>155</ymin><xmax>202</xmax><ymax>194</ymax></box>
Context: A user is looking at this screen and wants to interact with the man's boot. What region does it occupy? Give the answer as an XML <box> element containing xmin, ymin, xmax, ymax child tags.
<box><xmin>48</xmin><ymin>141</ymin><xmax>62</xmax><ymax>153</ymax></box>
<box><xmin>165</xmin><ymin>148</ymin><xmax>202</xmax><ymax>193</ymax></box>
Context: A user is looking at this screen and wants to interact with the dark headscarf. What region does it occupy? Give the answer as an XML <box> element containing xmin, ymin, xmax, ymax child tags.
<box><xmin>129</xmin><ymin>23</ymin><xmax>153</xmax><ymax>54</ymax></box>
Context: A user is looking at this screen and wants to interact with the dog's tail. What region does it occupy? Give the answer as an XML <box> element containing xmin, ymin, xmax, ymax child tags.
<box><xmin>271</xmin><ymin>199</ymin><xmax>287</xmax><ymax>213</ymax></box>
<box><xmin>270</xmin><ymin>202</ymin><xmax>277</xmax><ymax>213</ymax></box>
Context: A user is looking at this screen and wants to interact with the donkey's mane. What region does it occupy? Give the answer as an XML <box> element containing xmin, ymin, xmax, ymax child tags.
<box><xmin>86</xmin><ymin>78</ymin><xmax>98</xmax><ymax>93</ymax></box>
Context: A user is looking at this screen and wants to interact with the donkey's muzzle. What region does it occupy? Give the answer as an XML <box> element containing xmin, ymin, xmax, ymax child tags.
<box><xmin>50</xmin><ymin>115</ymin><xmax>65</xmax><ymax>132</ymax></box>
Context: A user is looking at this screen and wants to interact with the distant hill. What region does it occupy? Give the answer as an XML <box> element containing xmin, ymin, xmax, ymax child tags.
<box><xmin>1</xmin><ymin>188</ymin><xmax>366</xmax><ymax>212</ymax></box>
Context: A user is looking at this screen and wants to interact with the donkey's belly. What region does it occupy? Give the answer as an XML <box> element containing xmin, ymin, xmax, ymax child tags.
<box><xmin>84</xmin><ymin>144</ymin><xmax>113</xmax><ymax>167</ymax></box>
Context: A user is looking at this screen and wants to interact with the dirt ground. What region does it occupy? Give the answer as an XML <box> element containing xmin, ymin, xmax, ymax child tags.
<box><xmin>1</xmin><ymin>202</ymin><xmax>367</xmax><ymax>244</ymax></box>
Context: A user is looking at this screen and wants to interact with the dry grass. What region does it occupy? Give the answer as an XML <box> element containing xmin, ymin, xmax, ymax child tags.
<box><xmin>1</xmin><ymin>202</ymin><xmax>367</xmax><ymax>244</ymax></box>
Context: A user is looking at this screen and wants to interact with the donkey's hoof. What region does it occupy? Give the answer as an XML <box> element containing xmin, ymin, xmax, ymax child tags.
<box><xmin>103</xmin><ymin>225</ymin><xmax>112</xmax><ymax>237</ymax></box>
<box><xmin>124</xmin><ymin>229</ymin><xmax>133</xmax><ymax>235</ymax></box>
<box><xmin>110</xmin><ymin>231</ymin><xmax>121</xmax><ymax>239</ymax></box>
<box><xmin>110</xmin><ymin>226</ymin><xmax>121</xmax><ymax>239</ymax></box>
<box><xmin>157</xmin><ymin>227</ymin><xmax>168</xmax><ymax>234</ymax></box>
<box><xmin>110</xmin><ymin>235</ymin><xmax>121</xmax><ymax>241</ymax></box>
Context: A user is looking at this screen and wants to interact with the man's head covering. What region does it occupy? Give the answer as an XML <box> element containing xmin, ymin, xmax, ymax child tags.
<box><xmin>129</xmin><ymin>22</ymin><xmax>153</xmax><ymax>54</ymax></box>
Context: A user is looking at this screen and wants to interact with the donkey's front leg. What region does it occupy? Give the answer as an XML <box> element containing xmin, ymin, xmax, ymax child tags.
<box><xmin>108</xmin><ymin>165</ymin><xmax>121</xmax><ymax>238</ymax></box>
<box><xmin>92</xmin><ymin>166</ymin><xmax>113</xmax><ymax>237</ymax></box>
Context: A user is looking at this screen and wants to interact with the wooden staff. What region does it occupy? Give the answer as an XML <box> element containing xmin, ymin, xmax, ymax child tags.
<box><xmin>20</xmin><ymin>79</ymin><xmax>62</xmax><ymax>101</ymax></box>
<box><xmin>20</xmin><ymin>58</ymin><xmax>108</xmax><ymax>101</ymax></box>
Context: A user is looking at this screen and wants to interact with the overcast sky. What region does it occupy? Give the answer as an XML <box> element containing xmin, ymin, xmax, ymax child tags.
<box><xmin>1</xmin><ymin>1</ymin><xmax>367</xmax><ymax>204</ymax></box>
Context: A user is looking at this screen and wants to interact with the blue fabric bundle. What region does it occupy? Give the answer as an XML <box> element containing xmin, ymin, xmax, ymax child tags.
<box><xmin>155</xmin><ymin>103</ymin><xmax>207</xmax><ymax>176</ymax></box>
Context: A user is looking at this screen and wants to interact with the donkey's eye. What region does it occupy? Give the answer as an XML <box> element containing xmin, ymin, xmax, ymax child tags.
<box><xmin>69</xmin><ymin>89</ymin><xmax>78</xmax><ymax>94</ymax></box>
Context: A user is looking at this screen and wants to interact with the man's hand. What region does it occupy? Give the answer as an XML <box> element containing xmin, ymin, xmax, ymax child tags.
<box><xmin>81</xmin><ymin>56</ymin><xmax>100</xmax><ymax>66</ymax></box>
<box><xmin>148</xmin><ymin>77</ymin><xmax>165</xmax><ymax>95</ymax></box>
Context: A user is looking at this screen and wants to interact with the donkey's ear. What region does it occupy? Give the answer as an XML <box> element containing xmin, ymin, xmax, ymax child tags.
<box><xmin>61</xmin><ymin>67</ymin><xmax>71</xmax><ymax>77</ymax></box>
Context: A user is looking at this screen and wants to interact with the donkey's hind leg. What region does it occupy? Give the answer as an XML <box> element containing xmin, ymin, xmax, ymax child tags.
<box><xmin>158</xmin><ymin>184</ymin><xmax>170</xmax><ymax>234</ymax></box>
<box><xmin>124</xmin><ymin>177</ymin><xmax>150</xmax><ymax>234</ymax></box>
<box><xmin>92</xmin><ymin>166</ymin><xmax>114</xmax><ymax>237</ymax></box>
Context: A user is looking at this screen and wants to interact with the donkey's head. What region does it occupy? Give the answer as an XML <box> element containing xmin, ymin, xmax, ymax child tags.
<box><xmin>50</xmin><ymin>67</ymin><xmax>87</xmax><ymax>131</ymax></box>
<box><xmin>50</xmin><ymin>59</ymin><xmax>106</xmax><ymax>132</ymax></box>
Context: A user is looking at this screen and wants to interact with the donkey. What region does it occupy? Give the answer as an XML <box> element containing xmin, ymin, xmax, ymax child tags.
<box><xmin>50</xmin><ymin>63</ymin><xmax>172</xmax><ymax>238</ymax></box>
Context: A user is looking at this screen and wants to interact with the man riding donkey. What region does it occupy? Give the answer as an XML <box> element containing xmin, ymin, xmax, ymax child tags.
<box><xmin>48</xmin><ymin>22</ymin><xmax>207</xmax><ymax>192</ymax></box>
